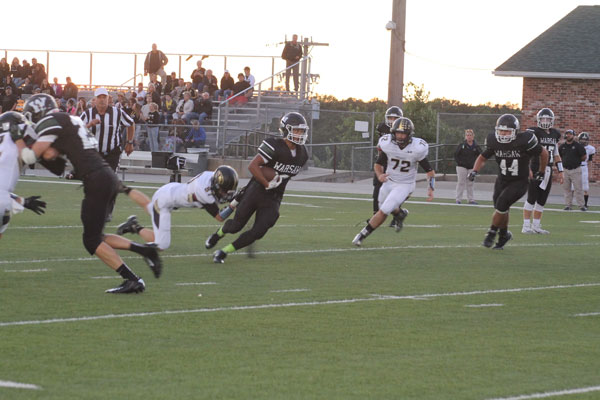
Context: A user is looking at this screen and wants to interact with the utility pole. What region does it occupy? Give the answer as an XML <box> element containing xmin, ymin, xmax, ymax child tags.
<box><xmin>387</xmin><ymin>0</ymin><xmax>406</xmax><ymax>107</ymax></box>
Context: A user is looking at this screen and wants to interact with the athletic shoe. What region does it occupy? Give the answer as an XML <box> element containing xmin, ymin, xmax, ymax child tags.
<box><xmin>563</xmin><ymin>206</ymin><xmax>572</xmax><ymax>211</ymax></box>
<box><xmin>205</xmin><ymin>233</ymin><xmax>221</xmax><ymax>249</ymax></box>
<box><xmin>493</xmin><ymin>231</ymin><xmax>513</xmax><ymax>250</ymax></box>
<box><xmin>117</xmin><ymin>215</ymin><xmax>141</xmax><ymax>235</ymax></box>
<box><xmin>456</xmin><ymin>200</ymin><xmax>462</xmax><ymax>204</ymax></box>
<box><xmin>521</xmin><ymin>226</ymin><xmax>534</xmax><ymax>234</ymax></box>
<box><xmin>532</xmin><ymin>225</ymin><xmax>550</xmax><ymax>234</ymax></box>
<box><xmin>352</xmin><ymin>233</ymin><xmax>364</xmax><ymax>246</ymax></box>
<box><xmin>580</xmin><ymin>207</ymin><xmax>588</xmax><ymax>212</ymax></box>
<box><xmin>213</xmin><ymin>250</ymin><xmax>227</xmax><ymax>264</ymax></box>
<box><xmin>143</xmin><ymin>244</ymin><xmax>162</xmax><ymax>278</ymax></box>
<box><xmin>482</xmin><ymin>230</ymin><xmax>497</xmax><ymax>248</ymax></box>
<box><xmin>106</xmin><ymin>278</ymin><xmax>145</xmax><ymax>294</ymax></box>
<box><xmin>469</xmin><ymin>200</ymin><xmax>478</xmax><ymax>205</ymax></box>
<box><xmin>392</xmin><ymin>208</ymin><xmax>409</xmax><ymax>233</ymax></box>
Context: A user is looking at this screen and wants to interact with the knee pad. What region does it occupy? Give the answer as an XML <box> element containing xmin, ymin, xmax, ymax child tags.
<box><xmin>533</xmin><ymin>203</ymin><xmax>544</xmax><ymax>213</ymax></box>
<box><xmin>523</xmin><ymin>202</ymin><xmax>534</xmax><ymax>212</ymax></box>
<box><xmin>83</xmin><ymin>233</ymin><xmax>103</xmax><ymax>255</ymax></box>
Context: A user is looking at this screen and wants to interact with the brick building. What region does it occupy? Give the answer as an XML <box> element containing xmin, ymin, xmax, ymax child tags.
<box><xmin>493</xmin><ymin>5</ymin><xmax>599</xmax><ymax>182</ymax></box>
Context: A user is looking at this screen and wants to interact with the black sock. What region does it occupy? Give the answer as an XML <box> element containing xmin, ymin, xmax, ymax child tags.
<box><xmin>584</xmin><ymin>195</ymin><xmax>589</xmax><ymax>207</ymax></box>
<box><xmin>129</xmin><ymin>242</ymin><xmax>151</xmax><ymax>257</ymax></box>
<box><xmin>117</xmin><ymin>264</ymin><xmax>139</xmax><ymax>281</ymax></box>
<box><xmin>360</xmin><ymin>223</ymin><xmax>375</xmax><ymax>238</ymax></box>
<box><xmin>499</xmin><ymin>227</ymin><xmax>508</xmax><ymax>236</ymax></box>
<box><xmin>489</xmin><ymin>225</ymin><xmax>498</xmax><ymax>233</ymax></box>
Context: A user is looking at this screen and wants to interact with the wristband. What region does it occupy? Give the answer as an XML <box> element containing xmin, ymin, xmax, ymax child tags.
<box><xmin>219</xmin><ymin>206</ymin><xmax>234</xmax><ymax>220</ymax></box>
<box><xmin>126</xmin><ymin>140</ymin><xmax>134</xmax><ymax>145</ymax></box>
<box><xmin>556</xmin><ymin>161</ymin><xmax>564</xmax><ymax>172</ymax></box>
<box><xmin>429</xmin><ymin>177</ymin><xmax>435</xmax><ymax>191</ymax></box>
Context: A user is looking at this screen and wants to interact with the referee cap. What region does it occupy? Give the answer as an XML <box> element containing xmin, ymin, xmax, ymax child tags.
<box><xmin>94</xmin><ymin>87</ymin><xmax>109</xmax><ymax>97</ymax></box>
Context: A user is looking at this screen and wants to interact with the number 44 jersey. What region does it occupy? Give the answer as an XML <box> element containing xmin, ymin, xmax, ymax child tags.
<box><xmin>482</xmin><ymin>130</ymin><xmax>543</xmax><ymax>181</ymax></box>
<box><xmin>376</xmin><ymin>134</ymin><xmax>429</xmax><ymax>184</ymax></box>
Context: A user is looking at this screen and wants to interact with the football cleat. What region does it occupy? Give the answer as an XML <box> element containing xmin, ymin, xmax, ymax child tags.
<box><xmin>106</xmin><ymin>278</ymin><xmax>146</xmax><ymax>294</ymax></box>
<box><xmin>531</xmin><ymin>225</ymin><xmax>549</xmax><ymax>234</ymax></box>
<box><xmin>352</xmin><ymin>233</ymin><xmax>364</xmax><ymax>247</ymax></box>
<box><xmin>117</xmin><ymin>215</ymin><xmax>142</xmax><ymax>235</ymax></box>
<box><xmin>493</xmin><ymin>231</ymin><xmax>513</xmax><ymax>250</ymax></box>
<box><xmin>482</xmin><ymin>230</ymin><xmax>497</xmax><ymax>248</ymax></box>
<box><xmin>143</xmin><ymin>243</ymin><xmax>162</xmax><ymax>278</ymax></box>
<box><xmin>205</xmin><ymin>233</ymin><xmax>221</xmax><ymax>249</ymax></box>
<box><xmin>213</xmin><ymin>250</ymin><xmax>227</xmax><ymax>264</ymax></box>
<box><xmin>392</xmin><ymin>208</ymin><xmax>409</xmax><ymax>233</ymax></box>
<box><xmin>521</xmin><ymin>226</ymin><xmax>534</xmax><ymax>234</ymax></box>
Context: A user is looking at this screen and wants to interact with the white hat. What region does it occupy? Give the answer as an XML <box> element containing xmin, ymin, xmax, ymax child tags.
<box><xmin>224</xmin><ymin>69</ymin><xmax>229</xmax><ymax>73</ymax></box>
<box><xmin>94</xmin><ymin>87</ymin><xmax>109</xmax><ymax>97</ymax></box>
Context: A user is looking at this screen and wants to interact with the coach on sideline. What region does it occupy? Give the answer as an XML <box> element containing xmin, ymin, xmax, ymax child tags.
<box><xmin>80</xmin><ymin>87</ymin><xmax>135</xmax><ymax>171</ymax></box>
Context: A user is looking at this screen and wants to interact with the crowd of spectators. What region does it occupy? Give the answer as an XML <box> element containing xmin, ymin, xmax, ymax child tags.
<box><xmin>0</xmin><ymin>55</ymin><xmax>258</xmax><ymax>152</ymax></box>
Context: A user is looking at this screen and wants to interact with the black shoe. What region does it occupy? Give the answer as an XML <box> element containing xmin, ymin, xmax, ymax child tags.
<box><xmin>580</xmin><ymin>207</ymin><xmax>588</xmax><ymax>212</ymax></box>
<box><xmin>392</xmin><ymin>208</ymin><xmax>409</xmax><ymax>233</ymax></box>
<box><xmin>117</xmin><ymin>215</ymin><xmax>141</xmax><ymax>235</ymax></box>
<box><xmin>213</xmin><ymin>250</ymin><xmax>227</xmax><ymax>264</ymax></box>
<box><xmin>143</xmin><ymin>243</ymin><xmax>162</xmax><ymax>278</ymax></box>
<box><xmin>106</xmin><ymin>278</ymin><xmax>146</xmax><ymax>294</ymax></box>
<box><xmin>482</xmin><ymin>230</ymin><xmax>497</xmax><ymax>248</ymax></box>
<box><xmin>205</xmin><ymin>233</ymin><xmax>221</xmax><ymax>249</ymax></box>
<box><xmin>493</xmin><ymin>231</ymin><xmax>513</xmax><ymax>250</ymax></box>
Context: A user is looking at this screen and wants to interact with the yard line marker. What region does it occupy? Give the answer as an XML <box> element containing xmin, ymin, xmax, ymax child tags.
<box><xmin>1</xmin><ymin>282</ymin><xmax>598</xmax><ymax>328</ymax></box>
<box><xmin>175</xmin><ymin>282</ymin><xmax>217</xmax><ymax>286</ymax></box>
<box><xmin>91</xmin><ymin>276</ymin><xmax>121</xmax><ymax>279</ymax></box>
<box><xmin>580</xmin><ymin>221</ymin><xmax>600</xmax><ymax>224</ymax></box>
<box><xmin>4</xmin><ymin>268</ymin><xmax>49</xmax><ymax>273</ymax></box>
<box><xmin>0</xmin><ymin>380</ymin><xmax>42</xmax><ymax>390</ymax></box>
<box><xmin>465</xmin><ymin>303</ymin><xmax>504</xmax><ymax>308</ymax></box>
<box><xmin>486</xmin><ymin>384</ymin><xmax>600</xmax><ymax>399</ymax></box>
<box><xmin>573</xmin><ymin>312</ymin><xmax>600</xmax><ymax>317</ymax></box>
<box><xmin>270</xmin><ymin>288</ymin><xmax>311</xmax><ymax>293</ymax></box>
<box><xmin>1</xmin><ymin>242</ymin><xmax>598</xmax><ymax>265</ymax></box>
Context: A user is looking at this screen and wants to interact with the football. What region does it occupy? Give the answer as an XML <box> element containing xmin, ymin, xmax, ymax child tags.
<box><xmin>260</xmin><ymin>166</ymin><xmax>277</xmax><ymax>181</ymax></box>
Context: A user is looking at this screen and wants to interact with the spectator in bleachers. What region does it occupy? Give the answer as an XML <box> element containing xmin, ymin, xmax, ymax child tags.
<box><xmin>3</xmin><ymin>76</ymin><xmax>17</xmax><ymax>95</ymax></box>
<box><xmin>281</xmin><ymin>34</ymin><xmax>303</xmax><ymax>92</ymax></box>
<box><xmin>0</xmin><ymin>58</ymin><xmax>9</xmax><ymax>84</ymax></box>
<box><xmin>63</xmin><ymin>77</ymin><xmax>78</xmax><ymax>101</ymax></box>
<box><xmin>141</xmin><ymin>94</ymin><xmax>153</xmax><ymax>121</ymax></box>
<box><xmin>191</xmin><ymin>60</ymin><xmax>206</xmax><ymax>91</ymax></box>
<box><xmin>51</xmin><ymin>77</ymin><xmax>62</xmax><ymax>99</ymax></box>
<box><xmin>0</xmin><ymin>86</ymin><xmax>18</xmax><ymax>113</ymax></box>
<box><xmin>185</xmin><ymin>81</ymin><xmax>197</xmax><ymax>99</ymax></box>
<box><xmin>160</xmin><ymin>93</ymin><xmax>177</xmax><ymax>124</ymax></box>
<box><xmin>197</xmin><ymin>91</ymin><xmax>213</xmax><ymax>122</ymax></box>
<box><xmin>216</xmin><ymin>70</ymin><xmax>234</xmax><ymax>101</ymax></box>
<box><xmin>115</xmin><ymin>92</ymin><xmax>128</xmax><ymax>109</ymax></box>
<box><xmin>39</xmin><ymin>79</ymin><xmax>55</xmax><ymax>97</ymax></box>
<box><xmin>144</xmin><ymin>43</ymin><xmax>168</xmax><ymax>83</ymax></box>
<box><xmin>229</xmin><ymin>73</ymin><xmax>251</xmax><ymax>106</ymax></box>
<box><xmin>244</xmin><ymin>66</ymin><xmax>255</xmax><ymax>87</ymax></box>
<box><xmin>171</xmin><ymin>79</ymin><xmax>186</xmax><ymax>102</ymax></box>
<box><xmin>173</xmin><ymin>91</ymin><xmax>194</xmax><ymax>122</ymax></box>
<box><xmin>146</xmin><ymin>102</ymin><xmax>161</xmax><ymax>152</ymax></box>
<box><xmin>149</xmin><ymin>73</ymin><xmax>162</xmax><ymax>96</ymax></box>
<box><xmin>147</xmin><ymin>83</ymin><xmax>161</xmax><ymax>105</ymax></box>
<box><xmin>32</xmin><ymin>62</ymin><xmax>46</xmax><ymax>88</ymax></box>
<box><xmin>10</xmin><ymin>58</ymin><xmax>23</xmax><ymax>87</ymax></box>
<box><xmin>135</xmin><ymin>82</ymin><xmax>146</xmax><ymax>106</ymax></box>
<box><xmin>66</xmin><ymin>98</ymin><xmax>77</xmax><ymax>115</ymax></box>
<box><xmin>163</xmin><ymin>72</ymin><xmax>178</xmax><ymax>94</ymax></box>
<box><xmin>76</xmin><ymin>97</ymin><xmax>88</xmax><ymax>115</ymax></box>
<box><xmin>203</xmin><ymin>69</ymin><xmax>218</xmax><ymax>97</ymax></box>
<box><xmin>19</xmin><ymin>77</ymin><xmax>34</xmax><ymax>95</ymax></box>
<box><xmin>184</xmin><ymin>118</ymin><xmax>206</xmax><ymax>148</ymax></box>
<box><xmin>21</xmin><ymin>60</ymin><xmax>32</xmax><ymax>82</ymax></box>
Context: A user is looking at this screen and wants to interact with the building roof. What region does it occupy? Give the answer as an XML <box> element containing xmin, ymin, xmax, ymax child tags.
<box><xmin>494</xmin><ymin>6</ymin><xmax>600</xmax><ymax>79</ymax></box>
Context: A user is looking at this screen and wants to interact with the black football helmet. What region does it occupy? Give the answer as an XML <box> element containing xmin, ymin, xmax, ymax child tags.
<box><xmin>578</xmin><ymin>132</ymin><xmax>590</xmax><ymax>146</ymax></box>
<box><xmin>23</xmin><ymin>93</ymin><xmax>59</xmax><ymax>124</ymax></box>
<box><xmin>210</xmin><ymin>165</ymin><xmax>239</xmax><ymax>203</ymax></box>
<box><xmin>385</xmin><ymin>106</ymin><xmax>403</xmax><ymax>127</ymax></box>
<box><xmin>0</xmin><ymin>111</ymin><xmax>36</xmax><ymax>144</ymax></box>
<box><xmin>279</xmin><ymin>112</ymin><xmax>308</xmax><ymax>145</ymax></box>
<box><xmin>390</xmin><ymin>117</ymin><xmax>414</xmax><ymax>147</ymax></box>
<box><xmin>495</xmin><ymin>114</ymin><xmax>519</xmax><ymax>143</ymax></box>
<box><xmin>536</xmin><ymin>108</ymin><xmax>554</xmax><ymax>129</ymax></box>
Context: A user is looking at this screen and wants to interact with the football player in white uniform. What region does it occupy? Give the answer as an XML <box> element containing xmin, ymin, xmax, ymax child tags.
<box><xmin>0</xmin><ymin>112</ymin><xmax>47</xmax><ymax>240</ymax></box>
<box><xmin>353</xmin><ymin>117</ymin><xmax>435</xmax><ymax>246</ymax></box>
<box><xmin>116</xmin><ymin>165</ymin><xmax>240</xmax><ymax>251</ymax></box>
<box><xmin>577</xmin><ymin>132</ymin><xmax>595</xmax><ymax>208</ymax></box>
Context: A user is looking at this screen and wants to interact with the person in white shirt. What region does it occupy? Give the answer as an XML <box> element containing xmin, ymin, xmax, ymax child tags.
<box><xmin>353</xmin><ymin>117</ymin><xmax>435</xmax><ymax>246</ymax></box>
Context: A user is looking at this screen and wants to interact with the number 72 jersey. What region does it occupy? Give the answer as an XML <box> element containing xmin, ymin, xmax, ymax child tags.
<box><xmin>376</xmin><ymin>134</ymin><xmax>429</xmax><ymax>184</ymax></box>
<box><xmin>482</xmin><ymin>130</ymin><xmax>543</xmax><ymax>181</ymax></box>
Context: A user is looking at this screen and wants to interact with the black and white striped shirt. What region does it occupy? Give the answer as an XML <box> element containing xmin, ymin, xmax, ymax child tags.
<box><xmin>80</xmin><ymin>106</ymin><xmax>134</xmax><ymax>154</ymax></box>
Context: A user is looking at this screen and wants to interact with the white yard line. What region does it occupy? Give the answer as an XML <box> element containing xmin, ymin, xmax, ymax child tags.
<box><xmin>573</xmin><ymin>312</ymin><xmax>600</xmax><ymax>317</ymax></box>
<box><xmin>175</xmin><ymin>282</ymin><xmax>218</xmax><ymax>286</ymax></box>
<box><xmin>486</xmin><ymin>385</ymin><xmax>600</xmax><ymax>400</ymax></box>
<box><xmin>0</xmin><ymin>380</ymin><xmax>42</xmax><ymax>390</ymax></box>
<box><xmin>1</xmin><ymin>282</ymin><xmax>597</xmax><ymax>328</ymax></box>
<box><xmin>465</xmin><ymin>304</ymin><xmax>504</xmax><ymax>308</ymax></box>
<box><xmin>270</xmin><ymin>288</ymin><xmax>311</xmax><ymax>293</ymax></box>
<box><xmin>4</xmin><ymin>268</ymin><xmax>49</xmax><ymax>273</ymax></box>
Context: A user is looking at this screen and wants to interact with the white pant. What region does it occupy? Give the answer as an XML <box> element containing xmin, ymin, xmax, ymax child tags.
<box><xmin>455</xmin><ymin>166</ymin><xmax>475</xmax><ymax>202</ymax></box>
<box><xmin>146</xmin><ymin>189</ymin><xmax>174</xmax><ymax>250</ymax></box>
<box><xmin>581</xmin><ymin>165</ymin><xmax>590</xmax><ymax>191</ymax></box>
<box><xmin>378</xmin><ymin>180</ymin><xmax>415</xmax><ymax>215</ymax></box>
<box><xmin>0</xmin><ymin>191</ymin><xmax>11</xmax><ymax>234</ymax></box>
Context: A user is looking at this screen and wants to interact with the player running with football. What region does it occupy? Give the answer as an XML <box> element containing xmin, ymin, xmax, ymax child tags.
<box><xmin>205</xmin><ymin>112</ymin><xmax>309</xmax><ymax>264</ymax></box>
<box><xmin>352</xmin><ymin>117</ymin><xmax>435</xmax><ymax>246</ymax></box>
<box><xmin>469</xmin><ymin>114</ymin><xmax>548</xmax><ymax>249</ymax></box>
<box><xmin>116</xmin><ymin>165</ymin><xmax>240</xmax><ymax>251</ymax></box>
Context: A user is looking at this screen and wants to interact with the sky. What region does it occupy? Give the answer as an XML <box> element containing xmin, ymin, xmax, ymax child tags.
<box><xmin>3</xmin><ymin>0</ymin><xmax>597</xmax><ymax>106</ymax></box>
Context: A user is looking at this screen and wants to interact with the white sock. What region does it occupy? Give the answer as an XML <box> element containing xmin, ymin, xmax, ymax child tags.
<box><xmin>533</xmin><ymin>219</ymin><xmax>541</xmax><ymax>228</ymax></box>
<box><xmin>523</xmin><ymin>220</ymin><xmax>531</xmax><ymax>228</ymax></box>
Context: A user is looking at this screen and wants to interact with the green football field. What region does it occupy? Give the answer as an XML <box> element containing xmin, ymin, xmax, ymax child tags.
<box><xmin>1</xmin><ymin>177</ymin><xmax>599</xmax><ymax>400</ymax></box>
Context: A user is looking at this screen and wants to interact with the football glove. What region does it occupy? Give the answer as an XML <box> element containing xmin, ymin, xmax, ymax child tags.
<box><xmin>533</xmin><ymin>171</ymin><xmax>545</xmax><ymax>182</ymax></box>
<box><xmin>232</xmin><ymin>186</ymin><xmax>246</xmax><ymax>203</ymax></box>
<box><xmin>23</xmin><ymin>196</ymin><xmax>46</xmax><ymax>215</ymax></box>
<box><xmin>467</xmin><ymin>171</ymin><xmax>478</xmax><ymax>182</ymax></box>
<box><xmin>266</xmin><ymin>173</ymin><xmax>282</xmax><ymax>190</ymax></box>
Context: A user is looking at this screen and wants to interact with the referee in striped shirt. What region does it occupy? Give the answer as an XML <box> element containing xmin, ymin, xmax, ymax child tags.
<box><xmin>80</xmin><ymin>87</ymin><xmax>135</xmax><ymax>171</ymax></box>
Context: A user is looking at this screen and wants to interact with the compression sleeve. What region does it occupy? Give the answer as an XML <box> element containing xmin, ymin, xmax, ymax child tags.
<box><xmin>418</xmin><ymin>157</ymin><xmax>433</xmax><ymax>172</ymax></box>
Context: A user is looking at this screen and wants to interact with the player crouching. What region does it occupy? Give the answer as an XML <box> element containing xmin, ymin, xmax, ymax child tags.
<box><xmin>353</xmin><ymin>117</ymin><xmax>435</xmax><ymax>246</ymax></box>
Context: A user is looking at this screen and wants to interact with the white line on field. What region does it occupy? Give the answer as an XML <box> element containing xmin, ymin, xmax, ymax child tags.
<box><xmin>573</xmin><ymin>312</ymin><xmax>600</xmax><ymax>317</ymax></box>
<box><xmin>91</xmin><ymin>276</ymin><xmax>121</xmax><ymax>279</ymax></box>
<box><xmin>1</xmin><ymin>282</ymin><xmax>598</xmax><ymax>328</ymax></box>
<box><xmin>270</xmin><ymin>288</ymin><xmax>311</xmax><ymax>293</ymax></box>
<box><xmin>465</xmin><ymin>304</ymin><xmax>504</xmax><ymax>308</ymax></box>
<box><xmin>0</xmin><ymin>242</ymin><xmax>597</xmax><ymax>265</ymax></box>
<box><xmin>4</xmin><ymin>268</ymin><xmax>49</xmax><ymax>273</ymax></box>
<box><xmin>175</xmin><ymin>282</ymin><xmax>217</xmax><ymax>286</ymax></box>
<box><xmin>0</xmin><ymin>380</ymin><xmax>42</xmax><ymax>390</ymax></box>
<box><xmin>485</xmin><ymin>384</ymin><xmax>600</xmax><ymax>400</ymax></box>
<box><xmin>580</xmin><ymin>221</ymin><xmax>600</xmax><ymax>224</ymax></box>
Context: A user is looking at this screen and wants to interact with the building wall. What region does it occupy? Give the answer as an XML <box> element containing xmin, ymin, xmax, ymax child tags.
<box><xmin>522</xmin><ymin>78</ymin><xmax>599</xmax><ymax>182</ymax></box>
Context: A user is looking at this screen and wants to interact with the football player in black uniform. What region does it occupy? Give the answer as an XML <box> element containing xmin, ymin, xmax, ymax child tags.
<box><xmin>13</xmin><ymin>94</ymin><xmax>163</xmax><ymax>294</ymax></box>
<box><xmin>468</xmin><ymin>114</ymin><xmax>548</xmax><ymax>249</ymax></box>
<box><xmin>205</xmin><ymin>112</ymin><xmax>309</xmax><ymax>263</ymax></box>
<box><xmin>521</xmin><ymin>108</ymin><xmax>564</xmax><ymax>234</ymax></box>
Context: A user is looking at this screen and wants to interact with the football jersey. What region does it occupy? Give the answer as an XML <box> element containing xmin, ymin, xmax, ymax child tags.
<box><xmin>376</xmin><ymin>135</ymin><xmax>429</xmax><ymax>184</ymax></box>
<box><xmin>481</xmin><ymin>130</ymin><xmax>542</xmax><ymax>181</ymax></box>
<box><xmin>0</xmin><ymin>132</ymin><xmax>20</xmax><ymax>193</ymax></box>
<box><xmin>154</xmin><ymin>171</ymin><xmax>217</xmax><ymax>210</ymax></box>
<box><xmin>581</xmin><ymin>144</ymin><xmax>596</xmax><ymax>167</ymax></box>
<box><xmin>34</xmin><ymin>112</ymin><xmax>107</xmax><ymax>178</ymax></box>
<box><xmin>256</xmin><ymin>137</ymin><xmax>308</xmax><ymax>195</ymax></box>
<box><xmin>527</xmin><ymin>127</ymin><xmax>560</xmax><ymax>168</ymax></box>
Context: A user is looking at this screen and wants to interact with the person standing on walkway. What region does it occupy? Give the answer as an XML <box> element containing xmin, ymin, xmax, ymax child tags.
<box><xmin>559</xmin><ymin>129</ymin><xmax>588</xmax><ymax>211</ymax></box>
<box><xmin>454</xmin><ymin>129</ymin><xmax>481</xmax><ymax>204</ymax></box>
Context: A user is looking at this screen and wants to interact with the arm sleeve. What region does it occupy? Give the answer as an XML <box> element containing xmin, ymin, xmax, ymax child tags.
<box><xmin>418</xmin><ymin>157</ymin><xmax>433</xmax><ymax>172</ymax></box>
<box><xmin>203</xmin><ymin>202</ymin><xmax>219</xmax><ymax>217</ymax></box>
<box><xmin>376</xmin><ymin>150</ymin><xmax>388</xmax><ymax>166</ymax></box>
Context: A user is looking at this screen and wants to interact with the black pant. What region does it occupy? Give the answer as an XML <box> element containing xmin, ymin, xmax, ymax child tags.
<box><xmin>101</xmin><ymin>148</ymin><xmax>122</xmax><ymax>217</ymax></box>
<box><xmin>285</xmin><ymin>61</ymin><xmax>299</xmax><ymax>92</ymax></box>
<box><xmin>493</xmin><ymin>177</ymin><xmax>528</xmax><ymax>213</ymax></box>
<box><xmin>372</xmin><ymin>177</ymin><xmax>382</xmax><ymax>213</ymax></box>
<box><xmin>222</xmin><ymin>182</ymin><xmax>281</xmax><ymax>250</ymax></box>
<box><xmin>526</xmin><ymin>170</ymin><xmax>553</xmax><ymax>206</ymax></box>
